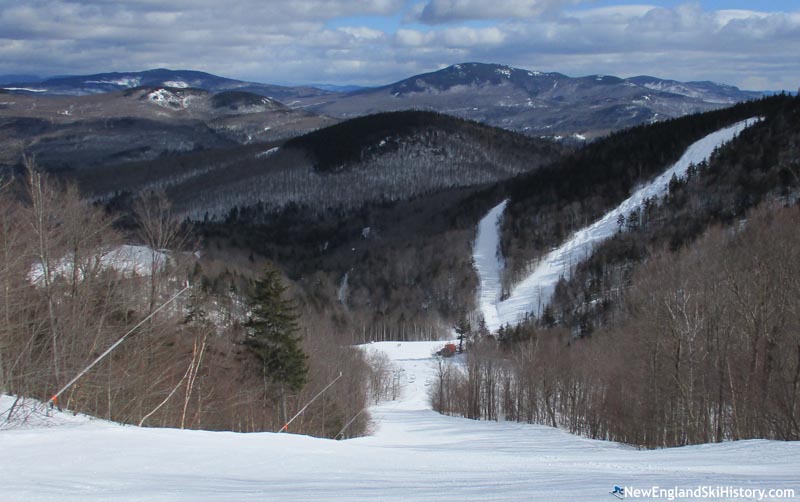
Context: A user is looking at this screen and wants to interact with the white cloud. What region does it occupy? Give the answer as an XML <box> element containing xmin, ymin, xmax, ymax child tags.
<box><xmin>0</xmin><ymin>1</ymin><xmax>797</xmax><ymax>91</ymax></box>
<box><xmin>338</xmin><ymin>27</ymin><xmax>386</xmax><ymax>41</ymax></box>
<box><xmin>417</xmin><ymin>0</ymin><xmax>585</xmax><ymax>24</ymax></box>
<box><xmin>396</xmin><ymin>26</ymin><xmax>506</xmax><ymax>47</ymax></box>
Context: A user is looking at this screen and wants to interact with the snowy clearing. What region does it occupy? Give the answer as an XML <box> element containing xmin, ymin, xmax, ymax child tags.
<box><xmin>2</xmin><ymin>339</ymin><xmax>798</xmax><ymax>501</ymax></box>
<box><xmin>476</xmin><ymin>118</ymin><xmax>760</xmax><ymax>330</ymax></box>
<box><xmin>256</xmin><ymin>146</ymin><xmax>279</xmax><ymax>158</ymax></box>
<box><xmin>29</xmin><ymin>244</ymin><xmax>168</xmax><ymax>285</ymax></box>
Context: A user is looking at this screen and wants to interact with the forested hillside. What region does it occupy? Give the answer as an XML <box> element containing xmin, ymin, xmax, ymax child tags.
<box><xmin>184</xmin><ymin>112</ymin><xmax>563</xmax><ymax>339</ymax></box>
<box><xmin>0</xmin><ymin>167</ymin><xmax>377</xmax><ymax>438</ymax></box>
<box><xmin>500</xmin><ymin>95</ymin><xmax>792</xmax><ymax>290</ymax></box>
<box><xmin>433</xmin><ymin>94</ymin><xmax>800</xmax><ymax>447</ymax></box>
<box><xmin>74</xmin><ymin>111</ymin><xmax>564</xmax><ymax>220</ymax></box>
<box><xmin>436</xmin><ymin>203</ymin><xmax>800</xmax><ymax>446</ymax></box>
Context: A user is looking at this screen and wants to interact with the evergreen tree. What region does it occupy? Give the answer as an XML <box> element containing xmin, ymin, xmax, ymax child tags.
<box><xmin>244</xmin><ymin>267</ymin><xmax>308</xmax><ymax>423</ymax></box>
<box><xmin>454</xmin><ymin>316</ymin><xmax>471</xmax><ymax>353</ymax></box>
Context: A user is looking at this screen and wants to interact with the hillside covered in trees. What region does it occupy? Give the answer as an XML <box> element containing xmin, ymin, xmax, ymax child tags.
<box><xmin>432</xmin><ymin>94</ymin><xmax>800</xmax><ymax>447</ymax></box>
<box><xmin>0</xmin><ymin>167</ymin><xmax>379</xmax><ymax>438</ymax></box>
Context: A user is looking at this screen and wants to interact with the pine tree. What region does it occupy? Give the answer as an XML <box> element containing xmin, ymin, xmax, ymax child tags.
<box><xmin>244</xmin><ymin>267</ymin><xmax>308</xmax><ymax>424</ymax></box>
<box><xmin>454</xmin><ymin>316</ymin><xmax>471</xmax><ymax>353</ymax></box>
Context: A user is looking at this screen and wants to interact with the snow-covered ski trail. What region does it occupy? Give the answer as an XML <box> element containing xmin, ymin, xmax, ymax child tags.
<box><xmin>475</xmin><ymin>118</ymin><xmax>760</xmax><ymax>330</ymax></box>
<box><xmin>472</xmin><ymin>199</ymin><xmax>507</xmax><ymax>332</ymax></box>
<box><xmin>2</xmin><ymin>338</ymin><xmax>799</xmax><ymax>501</ymax></box>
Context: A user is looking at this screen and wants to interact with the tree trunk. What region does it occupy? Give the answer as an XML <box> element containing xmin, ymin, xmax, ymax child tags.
<box><xmin>280</xmin><ymin>384</ymin><xmax>288</xmax><ymax>428</ymax></box>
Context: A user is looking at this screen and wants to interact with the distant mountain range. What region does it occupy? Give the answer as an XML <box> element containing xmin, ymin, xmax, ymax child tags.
<box><xmin>0</xmin><ymin>85</ymin><xmax>334</xmax><ymax>170</ymax></box>
<box><xmin>1</xmin><ymin>63</ymin><xmax>766</xmax><ymax>139</ymax></box>
<box><xmin>306</xmin><ymin>63</ymin><xmax>765</xmax><ymax>139</ymax></box>
<box><xmin>0</xmin><ymin>68</ymin><xmax>331</xmax><ymax>103</ymax></box>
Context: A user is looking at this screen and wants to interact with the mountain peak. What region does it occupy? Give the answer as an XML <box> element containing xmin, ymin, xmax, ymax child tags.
<box><xmin>388</xmin><ymin>62</ymin><xmax>559</xmax><ymax>95</ymax></box>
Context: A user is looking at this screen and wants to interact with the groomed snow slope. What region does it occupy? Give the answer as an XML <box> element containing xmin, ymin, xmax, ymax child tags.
<box><xmin>2</xmin><ymin>339</ymin><xmax>799</xmax><ymax>501</ymax></box>
<box><xmin>475</xmin><ymin>118</ymin><xmax>759</xmax><ymax>331</ymax></box>
<box><xmin>472</xmin><ymin>199</ymin><xmax>508</xmax><ymax>331</ymax></box>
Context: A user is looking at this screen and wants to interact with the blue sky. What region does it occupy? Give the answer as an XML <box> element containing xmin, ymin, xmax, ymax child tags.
<box><xmin>0</xmin><ymin>1</ymin><xmax>798</xmax><ymax>90</ymax></box>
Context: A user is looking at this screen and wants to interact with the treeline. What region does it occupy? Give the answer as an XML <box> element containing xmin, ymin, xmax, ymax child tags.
<box><xmin>500</xmin><ymin>94</ymin><xmax>793</xmax><ymax>289</ymax></box>
<box><xmin>435</xmin><ymin>203</ymin><xmax>800</xmax><ymax>446</ymax></box>
<box><xmin>0</xmin><ymin>166</ymin><xmax>379</xmax><ymax>437</ymax></box>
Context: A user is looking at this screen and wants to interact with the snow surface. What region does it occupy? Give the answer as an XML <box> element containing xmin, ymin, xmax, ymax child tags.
<box><xmin>85</xmin><ymin>78</ymin><xmax>142</xmax><ymax>88</ymax></box>
<box><xmin>163</xmin><ymin>80</ymin><xmax>189</xmax><ymax>89</ymax></box>
<box><xmin>255</xmin><ymin>147</ymin><xmax>279</xmax><ymax>158</ymax></box>
<box><xmin>146</xmin><ymin>88</ymin><xmax>194</xmax><ymax>109</ymax></box>
<box><xmin>2</xmin><ymin>338</ymin><xmax>799</xmax><ymax>501</ymax></box>
<box><xmin>472</xmin><ymin>199</ymin><xmax>507</xmax><ymax>331</ymax></box>
<box><xmin>2</xmin><ymin>87</ymin><xmax>46</xmax><ymax>92</ymax></box>
<box><xmin>29</xmin><ymin>244</ymin><xmax>168</xmax><ymax>284</ymax></box>
<box><xmin>476</xmin><ymin>118</ymin><xmax>759</xmax><ymax>331</ymax></box>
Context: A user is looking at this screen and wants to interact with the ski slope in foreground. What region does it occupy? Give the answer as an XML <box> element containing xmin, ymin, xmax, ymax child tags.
<box><xmin>475</xmin><ymin>118</ymin><xmax>760</xmax><ymax>331</ymax></box>
<box><xmin>2</xmin><ymin>339</ymin><xmax>799</xmax><ymax>501</ymax></box>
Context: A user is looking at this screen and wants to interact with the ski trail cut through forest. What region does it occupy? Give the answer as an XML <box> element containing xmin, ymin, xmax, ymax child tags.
<box><xmin>472</xmin><ymin>199</ymin><xmax>508</xmax><ymax>331</ymax></box>
<box><xmin>474</xmin><ymin>118</ymin><xmax>760</xmax><ymax>331</ymax></box>
<box><xmin>4</xmin><ymin>339</ymin><xmax>798</xmax><ymax>501</ymax></box>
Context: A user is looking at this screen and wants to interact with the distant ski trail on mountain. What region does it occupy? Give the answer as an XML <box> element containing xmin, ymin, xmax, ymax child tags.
<box><xmin>472</xmin><ymin>199</ymin><xmax>508</xmax><ymax>331</ymax></box>
<box><xmin>475</xmin><ymin>118</ymin><xmax>759</xmax><ymax>331</ymax></box>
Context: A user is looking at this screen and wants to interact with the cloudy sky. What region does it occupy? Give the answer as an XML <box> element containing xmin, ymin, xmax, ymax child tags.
<box><xmin>1</xmin><ymin>0</ymin><xmax>798</xmax><ymax>90</ymax></box>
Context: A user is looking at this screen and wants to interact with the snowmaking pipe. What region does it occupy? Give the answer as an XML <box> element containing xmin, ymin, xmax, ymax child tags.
<box><xmin>279</xmin><ymin>371</ymin><xmax>343</xmax><ymax>433</ymax></box>
<box><xmin>336</xmin><ymin>405</ymin><xmax>369</xmax><ymax>440</ymax></box>
<box><xmin>48</xmin><ymin>282</ymin><xmax>192</xmax><ymax>408</ymax></box>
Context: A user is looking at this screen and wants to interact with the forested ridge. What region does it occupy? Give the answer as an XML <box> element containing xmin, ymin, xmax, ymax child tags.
<box><xmin>433</xmin><ymin>94</ymin><xmax>800</xmax><ymax>447</ymax></box>
<box><xmin>284</xmin><ymin>110</ymin><xmax>563</xmax><ymax>172</ymax></box>
<box><xmin>499</xmin><ymin>95</ymin><xmax>790</xmax><ymax>288</ymax></box>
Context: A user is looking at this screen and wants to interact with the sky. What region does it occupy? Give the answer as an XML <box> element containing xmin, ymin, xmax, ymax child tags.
<box><xmin>0</xmin><ymin>1</ymin><xmax>798</xmax><ymax>91</ymax></box>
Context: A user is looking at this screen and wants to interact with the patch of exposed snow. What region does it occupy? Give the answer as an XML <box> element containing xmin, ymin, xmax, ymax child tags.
<box><xmin>146</xmin><ymin>88</ymin><xmax>193</xmax><ymax>109</ymax></box>
<box><xmin>29</xmin><ymin>244</ymin><xmax>168</xmax><ymax>285</ymax></box>
<box><xmin>84</xmin><ymin>78</ymin><xmax>141</xmax><ymax>87</ymax></box>
<box><xmin>337</xmin><ymin>271</ymin><xmax>349</xmax><ymax>306</ymax></box>
<box><xmin>256</xmin><ymin>147</ymin><xmax>279</xmax><ymax>158</ymax></box>
<box><xmin>162</xmin><ymin>80</ymin><xmax>189</xmax><ymax>88</ymax></box>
